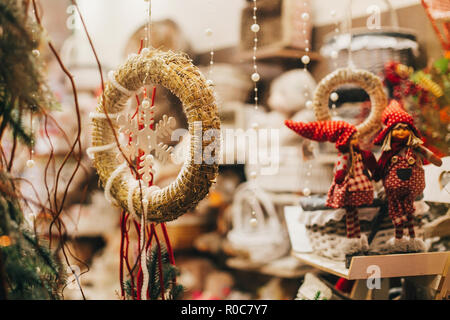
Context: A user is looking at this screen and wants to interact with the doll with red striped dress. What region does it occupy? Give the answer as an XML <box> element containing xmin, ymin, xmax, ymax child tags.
<box><xmin>373</xmin><ymin>100</ymin><xmax>442</xmax><ymax>253</ymax></box>
<box><xmin>285</xmin><ymin>120</ymin><xmax>378</xmax><ymax>267</ymax></box>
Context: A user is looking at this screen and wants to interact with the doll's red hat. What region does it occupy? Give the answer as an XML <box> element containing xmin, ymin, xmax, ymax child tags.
<box><xmin>284</xmin><ymin>120</ymin><xmax>357</xmax><ymax>150</ymax></box>
<box><xmin>373</xmin><ymin>100</ymin><xmax>421</xmax><ymax>145</ymax></box>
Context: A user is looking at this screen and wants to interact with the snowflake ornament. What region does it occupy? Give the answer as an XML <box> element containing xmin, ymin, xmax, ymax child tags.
<box><xmin>115</xmin><ymin>97</ymin><xmax>176</xmax><ymax>185</ymax></box>
<box><xmin>137</xmin><ymin>154</ymin><xmax>156</xmax><ymax>186</ymax></box>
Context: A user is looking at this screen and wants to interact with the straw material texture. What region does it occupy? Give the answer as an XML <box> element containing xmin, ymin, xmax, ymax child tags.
<box><xmin>91</xmin><ymin>49</ymin><xmax>220</xmax><ymax>222</ymax></box>
<box><xmin>312</xmin><ymin>68</ymin><xmax>387</xmax><ymax>138</ymax></box>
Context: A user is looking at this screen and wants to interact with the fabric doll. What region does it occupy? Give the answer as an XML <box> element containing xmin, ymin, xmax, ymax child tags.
<box><xmin>373</xmin><ymin>100</ymin><xmax>442</xmax><ymax>252</ymax></box>
<box><xmin>285</xmin><ymin>120</ymin><xmax>378</xmax><ymax>266</ymax></box>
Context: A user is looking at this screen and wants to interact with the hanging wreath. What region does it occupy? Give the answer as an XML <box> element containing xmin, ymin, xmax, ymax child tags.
<box><xmin>89</xmin><ymin>49</ymin><xmax>220</xmax><ymax>222</ymax></box>
<box><xmin>312</xmin><ymin>68</ymin><xmax>387</xmax><ymax>137</ymax></box>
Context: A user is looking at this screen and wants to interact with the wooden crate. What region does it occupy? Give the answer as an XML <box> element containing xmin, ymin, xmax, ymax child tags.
<box><xmin>240</xmin><ymin>0</ymin><xmax>312</xmax><ymax>53</ymax></box>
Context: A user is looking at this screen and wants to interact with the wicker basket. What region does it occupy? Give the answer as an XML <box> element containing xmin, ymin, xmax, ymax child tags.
<box><xmin>240</xmin><ymin>0</ymin><xmax>312</xmax><ymax>52</ymax></box>
<box><xmin>299</xmin><ymin>197</ymin><xmax>429</xmax><ymax>261</ymax></box>
<box><xmin>320</xmin><ymin>0</ymin><xmax>418</xmax><ymax>74</ymax></box>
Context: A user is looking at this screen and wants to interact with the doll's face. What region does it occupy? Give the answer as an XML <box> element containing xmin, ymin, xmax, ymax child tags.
<box><xmin>392</xmin><ymin>124</ymin><xmax>411</xmax><ymax>140</ymax></box>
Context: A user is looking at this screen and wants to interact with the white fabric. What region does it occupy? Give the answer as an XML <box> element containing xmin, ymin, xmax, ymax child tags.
<box><xmin>104</xmin><ymin>162</ymin><xmax>128</xmax><ymax>205</ymax></box>
<box><xmin>86</xmin><ymin>143</ymin><xmax>116</xmax><ymax>159</ymax></box>
<box><xmin>89</xmin><ymin>111</ymin><xmax>122</xmax><ymax>120</ymax></box>
<box><xmin>321</xmin><ymin>34</ymin><xmax>419</xmax><ymax>57</ymax></box>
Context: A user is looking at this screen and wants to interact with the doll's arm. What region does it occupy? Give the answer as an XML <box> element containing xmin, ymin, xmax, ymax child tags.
<box><xmin>415</xmin><ymin>145</ymin><xmax>443</xmax><ymax>167</ymax></box>
<box><xmin>334</xmin><ymin>153</ymin><xmax>349</xmax><ymax>184</ymax></box>
<box><xmin>360</xmin><ymin>150</ymin><xmax>378</xmax><ymax>178</ymax></box>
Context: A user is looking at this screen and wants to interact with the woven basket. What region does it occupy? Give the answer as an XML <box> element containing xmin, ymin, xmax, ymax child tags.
<box><xmin>303</xmin><ymin>202</ymin><xmax>427</xmax><ymax>261</ymax></box>
<box><xmin>320</xmin><ymin>0</ymin><xmax>418</xmax><ymax>74</ymax></box>
<box><xmin>306</xmin><ymin>214</ymin><xmax>423</xmax><ymax>236</ymax></box>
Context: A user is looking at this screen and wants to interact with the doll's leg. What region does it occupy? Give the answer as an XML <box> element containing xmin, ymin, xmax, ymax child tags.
<box><xmin>388</xmin><ymin>195</ymin><xmax>405</xmax><ymax>239</ymax></box>
<box><xmin>404</xmin><ymin>197</ymin><xmax>416</xmax><ymax>238</ymax></box>
<box><xmin>352</xmin><ymin>209</ymin><xmax>361</xmax><ymax>238</ymax></box>
<box><xmin>345</xmin><ymin>207</ymin><xmax>360</xmax><ymax>238</ymax></box>
<box><xmin>406</xmin><ymin>213</ymin><xmax>415</xmax><ymax>238</ymax></box>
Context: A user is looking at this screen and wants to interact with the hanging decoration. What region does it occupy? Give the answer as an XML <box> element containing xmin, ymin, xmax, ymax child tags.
<box><xmin>250</xmin><ymin>0</ymin><xmax>261</xmax><ymax>111</ymax></box>
<box><xmin>205</xmin><ymin>0</ymin><xmax>215</xmax><ymax>85</ymax></box>
<box><xmin>300</xmin><ymin>0</ymin><xmax>314</xmax><ymax>197</ymax></box>
<box><xmin>88</xmin><ymin>35</ymin><xmax>219</xmax><ymax>223</ymax></box>
<box><xmin>87</xmin><ymin>0</ymin><xmax>220</xmax><ymax>299</ymax></box>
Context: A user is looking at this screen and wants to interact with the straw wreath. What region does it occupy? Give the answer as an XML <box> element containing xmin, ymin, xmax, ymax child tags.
<box><xmin>312</xmin><ymin>68</ymin><xmax>387</xmax><ymax>138</ymax></box>
<box><xmin>90</xmin><ymin>49</ymin><xmax>220</xmax><ymax>222</ymax></box>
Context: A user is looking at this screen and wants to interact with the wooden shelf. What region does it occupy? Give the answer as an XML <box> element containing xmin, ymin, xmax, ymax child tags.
<box><xmin>292</xmin><ymin>251</ymin><xmax>450</xmax><ymax>280</ymax></box>
<box><xmin>236</xmin><ymin>47</ymin><xmax>321</xmax><ymax>63</ymax></box>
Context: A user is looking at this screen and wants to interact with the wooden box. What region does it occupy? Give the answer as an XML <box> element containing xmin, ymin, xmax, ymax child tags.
<box><xmin>240</xmin><ymin>0</ymin><xmax>312</xmax><ymax>53</ymax></box>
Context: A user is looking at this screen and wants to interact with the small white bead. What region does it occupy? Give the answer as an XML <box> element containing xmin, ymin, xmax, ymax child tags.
<box><xmin>32</xmin><ymin>49</ymin><xmax>40</xmax><ymax>57</ymax></box>
<box><xmin>251</xmin><ymin>23</ymin><xmax>260</xmax><ymax>33</ymax></box>
<box><xmin>331</xmin><ymin>50</ymin><xmax>339</xmax><ymax>59</ymax></box>
<box><xmin>250</xmin><ymin>218</ymin><xmax>258</xmax><ymax>228</ymax></box>
<box><xmin>251</xmin><ymin>73</ymin><xmax>260</xmax><ymax>82</ymax></box>
<box><xmin>206</xmin><ymin>79</ymin><xmax>214</xmax><ymax>86</ymax></box>
<box><xmin>142</xmin><ymin>199</ymin><xmax>148</xmax><ymax>206</ymax></box>
<box><xmin>141</xmin><ymin>47</ymin><xmax>150</xmax><ymax>56</ymax></box>
<box><xmin>141</xmin><ymin>99</ymin><xmax>151</xmax><ymax>108</ymax></box>
<box><xmin>306</xmin><ymin>100</ymin><xmax>313</xmax><ymax>109</ymax></box>
<box><xmin>26</xmin><ymin>159</ymin><xmax>35</xmax><ymax>168</ymax></box>
<box><xmin>303</xmin><ymin>187</ymin><xmax>311</xmax><ymax>197</ymax></box>
<box><xmin>205</xmin><ymin>28</ymin><xmax>213</xmax><ymax>36</ymax></box>
<box><xmin>330</xmin><ymin>92</ymin><xmax>339</xmax><ymax>102</ymax></box>
<box><xmin>249</xmin><ymin>171</ymin><xmax>257</xmax><ymax>179</ymax></box>
<box><xmin>301</xmin><ymin>12</ymin><xmax>310</xmax><ymax>21</ymax></box>
<box><xmin>301</xmin><ymin>55</ymin><xmax>310</xmax><ymax>65</ymax></box>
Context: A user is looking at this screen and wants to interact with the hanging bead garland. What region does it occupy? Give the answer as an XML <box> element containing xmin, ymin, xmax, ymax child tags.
<box><xmin>205</xmin><ymin>0</ymin><xmax>215</xmax><ymax>86</ymax></box>
<box><xmin>302</xmin><ymin>1</ymin><xmax>312</xmax><ymax>110</ymax></box>
<box><xmin>251</xmin><ymin>0</ymin><xmax>260</xmax><ymax>110</ymax></box>
<box><xmin>330</xmin><ymin>9</ymin><xmax>340</xmax><ymax>116</ymax></box>
<box><xmin>248</xmin><ymin>0</ymin><xmax>260</xmax><ymax>227</ymax></box>
<box><xmin>300</xmin><ymin>1</ymin><xmax>313</xmax><ymax>198</ymax></box>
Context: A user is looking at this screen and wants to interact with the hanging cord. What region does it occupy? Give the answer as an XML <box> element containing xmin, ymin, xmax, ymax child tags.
<box><xmin>144</xmin><ymin>0</ymin><xmax>152</xmax><ymax>49</ymax></box>
<box><xmin>347</xmin><ymin>0</ymin><xmax>355</xmax><ymax>69</ymax></box>
<box><xmin>139</xmin><ymin>199</ymin><xmax>149</xmax><ymax>300</ymax></box>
